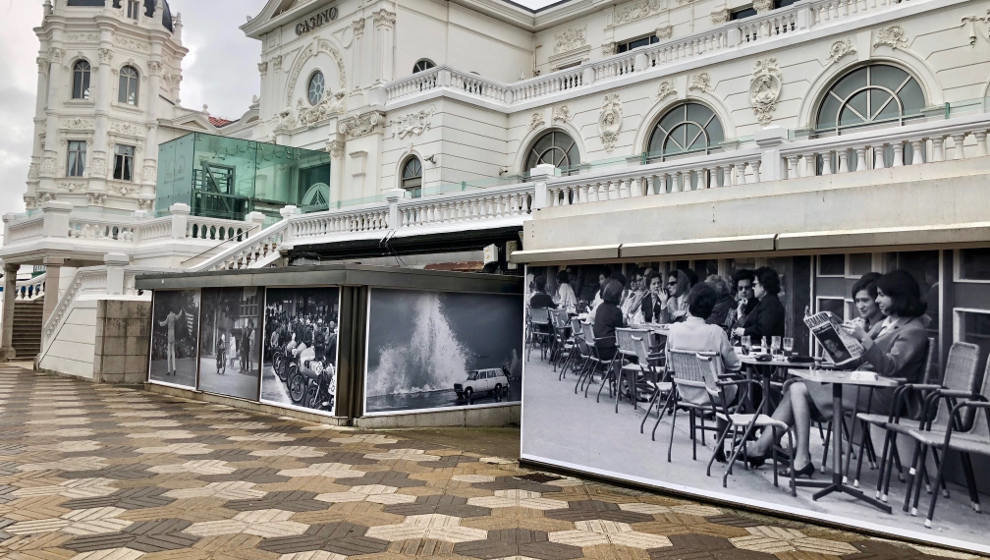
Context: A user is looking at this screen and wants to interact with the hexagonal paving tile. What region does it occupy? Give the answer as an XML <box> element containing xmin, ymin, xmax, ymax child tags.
<box><xmin>468</xmin><ymin>489</ymin><xmax>569</xmax><ymax>511</ymax></box>
<box><xmin>453</xmin><ymin>528</ymin><xmax>584</xmax><ymax>560</ymax></box>
<box><xmin>60</xmin><ymin>486</ymin><xmax>176</xmax><ymax>510</ymax></box>
<box><xmin>6</xmin><ymin>507</ymin><xmax>132</xmax><ymax>536</ymax></box>
<box><xmin>383</xmin><ymin>494</ymin><xmax>491</xmax><ymax>518</ymax></box>
<box><xmin>186</xmin><ymin>509</ymin><xmax>309</xmax><ymax>538</ymax></box>
<box><xmin>277</xmin><ymin>462</ymin><xmax>365</xmax><ymax>479</ymax></box>
<box><xmin>549</xmin><ymin>519</ymin><xmax>672</xmax><ymax>549</ymax></box>
<box><xmin>148</xmin><ymin>459</ymin><xmax>236</xmax><ymax>475</ymax></box>
<box><xmin>729</xmin><ymin>526</ymin><xmax>860</xmax><ymax>555</ymax></box>
<box><xmin>544</xmin><ymin>500</ymin><xmax>654</xmax><ymax>523</ymax></box>
<box><xmin>13</xmin><ymin>478</ymin><xmax>117</xmax><ymax>499</ymax></box>
<box><xmin>366</xmin><ymin>513</ymin><xmax>488</xmax><ymax>543</ymax></box>
<box><xmin>257</xmin><ymin>521</ymin><xmax>389</xmax><ymax>556</ymax></box>
<box><xmin>225</xmin><ymin>491</ymin><xmax>329</xmax><ymax>513</ymax></box>
<box><xmin>315</xmin><ymin>484</ymin><xmax>416</xmax><ymax>505</ymax></box>
<box><xmin>165</xmin><ymin>480</ymin><xmax>267</xmax><ymax>500</ymax></box>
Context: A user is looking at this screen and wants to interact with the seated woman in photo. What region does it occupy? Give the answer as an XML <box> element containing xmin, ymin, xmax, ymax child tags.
<box><xmin>733</xmin><ymin>266</ymin><xmax>785</xmax><ymax>345</ymax></box>
<box><xmin>660</xmin><ymin>270</ymin><xmax>691</xmax><ymax>323</ymax></box>
<box><xmin>555</xmin><ymin>270</ymin><xmax>577</xmax><ymax>313</ymax></box>
<box><xmin>746</xmin><ymin>270</ymin><xmax>930</xmax><ymax>477</ymax></box>
<box><xmin>705</xmin><ymin>274</ymin><xmax>735</xmax><ymax>331</ymax></box>
<box><xmin>593</xmin><ymin>279</ymin><xmax>626</xmax><ymax>362</ymax></box>
<box><xmin>851</xmin><ymin>272</ymin><xmax>883</xmax><ymax>334</ymax></box>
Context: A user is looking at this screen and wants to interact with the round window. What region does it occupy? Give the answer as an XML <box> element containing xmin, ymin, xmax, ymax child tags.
<box><xmin>307</xmin><ymin>71</ymin><xmax>325</xmax><ymax>105</ymax></box>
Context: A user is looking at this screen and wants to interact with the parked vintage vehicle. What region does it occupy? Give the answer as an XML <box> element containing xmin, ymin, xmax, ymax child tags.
<box><xmin>454</xmin><ymin>368</ymin><xmax>509</xmax><ymax>404</ymax></box>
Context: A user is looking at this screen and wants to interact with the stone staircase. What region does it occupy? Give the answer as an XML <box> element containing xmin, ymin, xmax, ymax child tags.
<box><xmin>12</xmin><ymin>299</ymin><xmax>43</xmax><ymax>359</ymax></box>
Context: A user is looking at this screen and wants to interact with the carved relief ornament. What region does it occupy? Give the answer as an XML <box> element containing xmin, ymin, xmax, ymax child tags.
<box><xmin>826</xmin><ymin>39</ymin><xmax>857</xmax><ymax>64</ymax></box>
<box><xmin>611</xmin><ymin>0</ymin><xmax>664</xmax><ymax>27</ymax></box>
<box><xmin>657</xmin><ymin>80</ymin><xmax>677</xmax><ymax>100</ymax></box>
<box><xmin>530</xmin><ymin>112</ymin><xmax>545</xmax><ymax>131</ymax></box>
<box><xmin>555</xmin><ymin>26</ymin><xmax>587</xmax><ymax>54</ymax></box>
<box><xmin>749</xmin><ymin>57</ymin><xmax>783</xmax><ymax>126</ymax></box>
<box><xmin>338</xmin><ymin>111</ymin><xmax>385</xmax><ymax>139</ymax></box>
<box><xmin>552</xmin><ymin>105</ymin><xmax>572</xmax><ymax>123</ymax></box>
<box><xmin>598</xmin><ymin>94</ymin><xmax>623</xmax><ymax>152</ymax></box>
<box><xmin>689</xmin><ymin>72</ymin><xmax>712</xmax><ymax>93</ymax></box>
<box><xmin>873</xmin><ymin>25</ymin><xmax>908</xmax><ymax>49</ymax></box>
<box><xmin>394</xmin><ymin>107</ymin><xmax>435</xmax><ymax>139</ymax></box>
<box><xmin>297</xmin><ymin>91</ymin><xmax>346</xmax><ymax>126</ymax></box>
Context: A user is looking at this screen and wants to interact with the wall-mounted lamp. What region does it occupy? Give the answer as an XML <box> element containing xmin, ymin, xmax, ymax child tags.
<box><xmin>498</xmin><ymin>168</ymin><xmax>509</xmax><ymax>176</ymax></box>
<box><xmin>424</xmin><ymin>155</ymin><xmax>437</xmax><ymax>164</ymax></box>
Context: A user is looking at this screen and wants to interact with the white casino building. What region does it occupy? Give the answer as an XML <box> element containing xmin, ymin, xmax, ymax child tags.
<box><xmin>1</xmin><ymin>0</ymin><xmax>989</xmax><ymax>381</ymax></box>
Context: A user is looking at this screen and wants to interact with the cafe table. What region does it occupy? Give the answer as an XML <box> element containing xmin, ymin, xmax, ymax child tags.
<box><xmin>787</xmin><ymin>368</ymin><xmax>902</xmax><ymax>513</ymax></box>
<box><xmin>738</xmin><ymin>354</ymin><xmax>815</xmax><ymax>414</ymax></box>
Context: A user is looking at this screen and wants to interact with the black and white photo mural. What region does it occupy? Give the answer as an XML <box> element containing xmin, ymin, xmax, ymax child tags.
<box><xmin>149</xmin><ymin>290</ymin><xmax>200</xmax><ymax>388</ymax></box>
<box><xmin>520</xmin><ymin>248</ymin><xmax>990</xmax><ymax>553</ymax></box>
<box><xmin>364</xmin><ymin>288</ymin><xmax>523</xmax><ymax>415</ymax></box>
<box><xmin>261</xmin><ymin>287</ymin><xmax>340</xmax><ymax>415</ymax></box>
<box><xmin>198</xmin><ymin>287</ymin><xmax>263</xmax><ymax>400</ymax></box>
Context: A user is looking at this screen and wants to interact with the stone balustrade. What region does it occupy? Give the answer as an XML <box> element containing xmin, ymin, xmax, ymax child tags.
<box><xmin>397</xmin><ymin>184</ymin><xmax>535</xmax><ymax>228</ymax></box>
<box><xmin>14</xmin><ymin>273</ymin><xmax>46</xmax><ymax>301</ymax></box>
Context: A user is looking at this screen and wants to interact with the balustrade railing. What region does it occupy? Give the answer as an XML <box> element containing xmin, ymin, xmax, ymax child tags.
<box><xmin>291</xmin><ymin>205</ymin><xmax>390</xmax><ymax>241</ymax></box>
<box><xmin>193</xmin><ymin>220</ymin><xmax>287</xmax><ymax>272</ymax></box>
<box><xmin>397</xmin><ymin>184</ymin><xmax>534</xmax><ymax>228</ymax></box>
<box><xmin>15</xmin><ymin>273</ymin><xmax>46</xmax><ymax>301</ymax></box>
<box><xmin>5</xmin><ymin>216</ymin><xmax>44</xmax><ymax>243</ymax></box>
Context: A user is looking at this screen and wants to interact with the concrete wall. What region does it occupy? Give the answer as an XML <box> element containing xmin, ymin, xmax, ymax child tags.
<box><xmin>93</xmin><ymin>299</ymin><xmax>151</xmax><ymax>384</ymax></box>
<box><xmin>38</xmin><ymin>298</ymin><xmax>97</xmax><ymax>379</ymax></box>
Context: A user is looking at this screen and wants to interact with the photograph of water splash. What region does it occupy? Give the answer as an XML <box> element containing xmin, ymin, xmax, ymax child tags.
<box><xmin>364</xmin><ymin>288</ymin><xmax>523</xmax><ymax>414</ymax></box>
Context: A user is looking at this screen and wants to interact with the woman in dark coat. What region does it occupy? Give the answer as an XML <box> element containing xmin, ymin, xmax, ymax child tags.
<box><xmin>733</xmin><ymin>266</ymin><xmax>785</xmax><ymax>345</ymax></box>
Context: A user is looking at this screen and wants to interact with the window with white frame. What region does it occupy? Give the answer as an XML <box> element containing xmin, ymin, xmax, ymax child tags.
<box><xmin>307</xmin><ymin>70</ymin><xmax>325</xmax><ymax>105</ymax></box>
<box><xmin>412</xmin><ymin>59</ymin><xmax>436</xmax><ymax>74</ymax></box>
<box><xmin>524</xmin><ymin>129</ymin><xmax>580</xmax><ymax>174</ymax></box>
<box><xmin>815</xmin><ymin>64</ymin><xmax>925</xmax><ymax>134</ymax></box>
<box><xmin>401</xmin><ymin>157</ymin><xmax>423</xmax><ymax>198</ymax></box>
<box><xmin>67</xmin><ymin>141</ymin><xmax>86</xmax><ymax>177</ymax></box>
<box><xmin>113</xmin><ymin>144</ymin><xmax>135</xmax><ymax>181</ymax></box>
<box><xmin>646</xmin><ymin>102</ymin><xmax>724</xmax><ymax>161</ymax></box>
<box><xmin>72</xmin><ymin>60</ymin><xmax>91</xmax><ymax>100</ymax></box>
<box><xmin>118</xmin><ymin>65</ymin><xmax>139</xmax><ymax>105</ymax></box>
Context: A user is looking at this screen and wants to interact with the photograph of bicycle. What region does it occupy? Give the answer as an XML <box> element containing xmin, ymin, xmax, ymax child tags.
<box><xmin>261</xmin><ymin>287</ymin><xmax>340</xmax><ymax>415</ymax></box>
<box><xmin>197</xmin><ymin>286</ymin><xmax>263</xmax><ymax>400</ymax></box>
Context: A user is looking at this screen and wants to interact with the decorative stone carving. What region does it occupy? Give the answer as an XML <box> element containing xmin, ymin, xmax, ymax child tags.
<box><xmin>39</xmin><ymin>191</ymin><xmax>57</xmax><ymax>203</ymax></box>
<box><xmin>598</xmin><ymin>94</ymin><xmax>623</xmax><ymax>153</ymax></box>
<box><xmin>284</xmin><ymin>39</ymin><xmax>347</xmax><ymax>105</ymax></box>
<box><xmin>338</xmin><ymin>111</ymin><xmax>385</xmax><ymax>139</ymax></box>
<box><xmin>148</xmin><ymin>60</ymin><xmax>162</xmax><ymax>76</ymax></box>
<box><xmin>554</xmin><ymin>26</ymin><xmax>587</xmax><ymax>54</ymax></box>
<box><xmin>258</xmin><ymin>61</ymin><xmax>268</xmax><ymax>75</ymax></box>
<box><xmin>873</xmin><ymin>25</ymin><xmax>908</xmax><ymax>49</ymax></box>
<box><xmin>373</xmin><ymin>9</ymin><xmax>396</xmax><ymax>29</ymax></box>
<box><xmin>689</xmin><ymin>72</ymin><xmax>712</xmax><ymax>93</ymax></box>
<box><xmin>67</xmin><ymin>32</ymin><xmax>98</xmax><ymax>42</ymax></box>
<box><xmin>657</xmin><ymin>25</ymin><xmax>674</xmax><ymax>40</ymax></box>
<box><xmin>961</xmin><ymin>15</ymin><xmax>988</xmax><ymax>45</ymax></box>
<box><xmin>749</xmin><ymin>57</ymin><xmax>783</xmax><ymax>126</ymax></box>
<box><xmin>826</xmin><ymin>39</ymin><xmax>857</xmax><ymax>64</ymax></box>
<box><xmin>116</xmin><ymin>182</ymin><xmax>135</xmax><ymax>197</ymax></box>
<box><xmin>394</xmin><ymin>107</ymin><xmax>435</xmax><ymax>139</ymax></box>
<box><xmin>110</xmin><ymin>121</ymin><xmax>143</xmax><ymax>136</ymax></box>
<box><xmin>552</xmin><ymin>105</ymin><xmax>572</xmax><ymax>123</ymax></box>
<box><xmin>142</xmin><ymin>163</ymin><xmax>157</xmax><ymax>183</ymax></box>
<box><xmin>352</xmin><ymin>19</ymin><xmax>366</xmax><ymax>38</ymax></box>
<box><xmin>657</xmin><ymin>80</ymin><xmax>676</xmax><ymax>100</ymax></box>
<box><xmin>115</xmin><ymin>36</ymin><xmax>149</xmax><ymax>53</ymax></box>
<box><xmin>601</xmin><ymin>42</ymin><xmax>616</xmax><ymax>56</ymax></box>
<box><xmin>98</xmin><ymin>48</ymin><xmax>113</xmax><ymax>65</ymax></box>
<box><xmin>753</xmin><ymin>0</ymin><xmax>773</xmax><ymax>13</ymax></box>
<box><xmin>40</xmin><ymin>156</ymin><xmax>56</xmax><ymax>177</ymax></box>
<box><xmin>24</xmin><ymin>196</ymin><xmax>38</xmax><ymax>210</ymax></box>
<box><xmin>88</xmin><ymin>192</ymin><xmax>106</xmax><ymax>206</ymax></box>
<box><xmin>59</xmin><ymin>181</ymin><xmax>84</xmax><ymax>193</ymax></box>
<box><xmin>37</xmin><ymin>57</ymin><xmax>50</xmax><ymax>73</ymax></box>
<box><xmin>27</xmin><ymin>163</ymin><xmax>40</xmax><ymax>181</ymax></box>
<box><xmin>297</xmin><ymin>91</ymin><xmax>346</xmax><ymax>126</ymax></box>
<box><xmin>711</xmin><ymin>9</ymin><xmax>730</xmax><ymax>24</ymax></box>
<box><xmin>530</xmin><ymin>112</ymin><xmax>545</xmax><ymax>131</ymax></box>
<box><xmin>49</xmin><ymin>47</ymin><xmax>63</xmax><ymax>63</ymax></box>
<box><xmin>65</xmin><ymin>118</ymin><xmax>94</xmax><ymax>131</ymax></box>
<box><xmin>326</xmin><ymin>134</ymin><xmax>346</xmax><ymax>158</ymax></box>
<box><xmin>275</xmin><ymin>110</ymin><xmax>297</xmax><ymax>133</ymax></box>
<box><xmin>612</xmin><ymin>0</ymin><xmax>663</xmax><ymax>26</ymax></box>
<box><xmin>137</xmin><ymin>198</ymin><xmax>152</xmax><ymax>210</ymax></box>
<box><xmin>271</xmin><ymin>55</ymin><xmax>283</xmax><ymax>70</ymax></box>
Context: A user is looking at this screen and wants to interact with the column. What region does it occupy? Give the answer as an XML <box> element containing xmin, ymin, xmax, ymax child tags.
<box><xmin>372</xmin><ymin>9</ymin><xmax>396</xmax><ymax>85</ymax></box>
<box><xmin>350</xmin><ymin>18</ymin><xmax>365</xmax><ymax>90</ymax></box>
<box><xmin>104</xmin><ymin>253</ymin><xmax>130</xmax><ymax>296</ymax></box>
<box><xmin>0</xmin><ymin>263</ymin><xmax>19</xmax><ymax>360</ymax></box>
<box><xmin>41</xmin><ymin>257</ymin><xmax>64</xmax><ymax>324</ymax></box>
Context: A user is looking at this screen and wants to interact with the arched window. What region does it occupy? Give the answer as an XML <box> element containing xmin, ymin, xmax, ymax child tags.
<box><xmin>118</xmin><ymin>65</ymin><xmax>139</xmax><ymax>105</ymax></box>
<box><xmin>307</xmin><ymin>70</ymin><xmax>325</xmax><ymax>105</ymax></box>
<box><xmin>401</xmin><ymin>157</ymin><xmax>423</xmax><ymax>198</ymax></box>
<box><xmin>525</xmin><ymin>129</ymin><xmax>580</xmax><ymax>174</ymax></box>
<box><xmin>646</xmin><ymin>102</ymin><xmax>724</xmax><ymax>161</ymax></box>
<box><xmin>815</xmin><ymin>64</ymin><xmax>924</xmax><ymax>133</ymax></box>
<box><xmin>413</xmin><ymin>59</ymin><xmax>436</xmax><ymax>73</ymax></box>
<box><xmin>71</xmin><ymin>60</ymin><xmax>91</xmax><ymax>100</ymax></box>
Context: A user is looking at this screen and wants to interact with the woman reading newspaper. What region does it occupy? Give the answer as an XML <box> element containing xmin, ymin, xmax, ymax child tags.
<box><xmin>745</xmin><ymin>270</ymin><xmax>929</xmax><ymax>478</ymax></box>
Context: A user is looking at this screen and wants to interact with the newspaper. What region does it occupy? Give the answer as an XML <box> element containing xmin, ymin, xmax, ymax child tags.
<box><xmin>803</xmin><ymin>311</ymin><xmax>864</xmax><ymax>367</ymax></box>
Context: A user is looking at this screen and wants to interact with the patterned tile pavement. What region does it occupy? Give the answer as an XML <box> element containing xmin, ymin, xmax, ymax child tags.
<box><xmin>0</xmin><ymin>366</ymin><xmax>983</xmax><ymax>560</ymax></box>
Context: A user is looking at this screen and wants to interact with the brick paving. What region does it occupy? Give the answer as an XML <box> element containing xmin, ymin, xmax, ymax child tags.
<box><xmin>0</xmin><ymin>366</ymin><xmax>981</xmax><ymax>560</ymax></box>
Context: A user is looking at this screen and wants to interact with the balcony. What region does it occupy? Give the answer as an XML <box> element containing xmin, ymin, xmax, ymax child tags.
<box><xmin>383</xmin><ymin>0</ymin><xmax>940</xmax><ymax>110</ymax></box>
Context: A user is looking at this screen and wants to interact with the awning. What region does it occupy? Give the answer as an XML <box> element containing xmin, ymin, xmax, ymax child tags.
<box><xmin>776</xmin><ymin>222</ymin><xmax>990</xmax><ymax>252</ymax></box>
<box><xmin>621</xmin><ymin>234</ymin><xmax>776</xmax><ymax>259</ymax></box>
<box><xmin>509</xmin><ymin>244</ymin><xmax>619</xmax><ymax>265</ymax></box>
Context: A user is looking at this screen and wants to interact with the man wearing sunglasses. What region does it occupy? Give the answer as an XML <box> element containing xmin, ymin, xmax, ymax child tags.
<box><xmin>728</xmin><ymin>269</ymin><xmax>757</xmax><ymax>336</ymax></box>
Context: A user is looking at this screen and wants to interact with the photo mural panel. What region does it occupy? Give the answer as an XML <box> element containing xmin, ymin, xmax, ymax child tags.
<box><xmin>365</xmin><ymin>288</ymin><xmax>524</xmax><ymax>415</ymax></box>
<box><xmin>149</xmin><ymin>290</ymin><xmax>200</xmax><ymax>388</ymax></box>
<box><xmin>520</xmin><ymin>250</ymin><xmax>990</xmax><ymax>553</ymax></box>
<box><xmin>261</xmin><ymin>287</ymin><xmax>341</xmax><ymax>416</ymax></box>
<box><xmin>198</xmin><ymin>287</ymin><xmax>263</xmax><ymax>400</ymax></box>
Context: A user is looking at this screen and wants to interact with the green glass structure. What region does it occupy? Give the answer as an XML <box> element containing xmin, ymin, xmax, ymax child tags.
<box><xmin>156</xmin><ymin>133</ymin><xmax>332</xmax><ymax>222</ymax></box>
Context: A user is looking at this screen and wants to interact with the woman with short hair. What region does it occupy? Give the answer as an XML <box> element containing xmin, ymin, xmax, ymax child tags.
<box><xmin>733</xmin><ymin>266</ymin><xmax>785</xmax><ymax>344</ymax></box>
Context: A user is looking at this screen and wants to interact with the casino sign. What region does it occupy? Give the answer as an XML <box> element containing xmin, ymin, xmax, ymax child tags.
<box><xmin>295</xmin><ymin>7</ymin><xmax>338</xmax><ymax>36</ymax></box>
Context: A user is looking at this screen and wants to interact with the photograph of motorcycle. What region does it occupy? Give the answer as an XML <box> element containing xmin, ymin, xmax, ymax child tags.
<box><xmin>261</xmin><ymin>287</ymin><xmax>340</xmax><ymax>414</ymax></box>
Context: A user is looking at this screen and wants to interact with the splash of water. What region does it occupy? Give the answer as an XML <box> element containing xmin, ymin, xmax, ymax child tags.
<box><xmin>367</xmin><ymin>292</ymin><xmax>469</xmax><ymax>397</ymax></box>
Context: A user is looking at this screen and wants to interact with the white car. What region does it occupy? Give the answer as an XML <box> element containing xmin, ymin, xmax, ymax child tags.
<box><xmin>454</xmin><ymin>368</ymin><xmax>509</xmax><ymax>404</ymax></box>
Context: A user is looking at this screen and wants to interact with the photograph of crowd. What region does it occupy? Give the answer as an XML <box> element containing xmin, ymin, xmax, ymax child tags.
<box><xmin>198</xmin><ymin>287</ymin><xmax>263</xmax><ymax>400</ymax></box>
<box><xmin>261</xmin><ymin>287</ymin><xmax>340</xmax><ymax>415</ymax></box>
<box><xmin>148</xmin><ymin>290</ymin><xmax>199</xmax><ymax>388</ymax></box>
<box><xmin>521</xmin><ymin>248</ymin><xmax>990</xmax><ymax>550</ymax></box>
<box><xmin>365</xmin><ymin>288</ymin><xmax>523</xmax><ymax>415</ymax></box>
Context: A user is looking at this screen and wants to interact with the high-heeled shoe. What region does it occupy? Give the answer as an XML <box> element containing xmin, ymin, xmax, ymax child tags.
<box><xmin>778</xmin><ymin>462</ymin><xmax>815</xmax><ymax>478</ymax></box>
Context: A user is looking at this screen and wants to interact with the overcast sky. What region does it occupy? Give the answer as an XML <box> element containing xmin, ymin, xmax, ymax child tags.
<box><xmin>0</xmin><ymin>0</ymin><xmax>555</xmax><ymax>218</ymax></box>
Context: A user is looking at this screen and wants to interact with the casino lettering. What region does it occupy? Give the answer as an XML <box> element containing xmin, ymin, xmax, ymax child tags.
<box><xmin>295</xmin><ymin>7</ymin><xmax>338</xmax><ymax>36</ymax></box>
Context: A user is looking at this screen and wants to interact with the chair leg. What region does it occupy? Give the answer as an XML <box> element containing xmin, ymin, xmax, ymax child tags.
<box><xmin>667</xmin><ymin>406</ymin><xmax>679</xmax><ymax>463</ymax></box>
<box><xmin>787</xmin><ymin>430</ymin><xmax>797</xmax><ymax>497</ymax></box>
<box><xmin>707</xmin><ymin>422</ymin><xmax>732</xmax><ymax>477</ymax></box>
<box><xmin>961</xmin><ymin>453</ymin><xmax>981</xmax><ymax>512</ymax></box>
<box><xmin>640</xmin><ymin>388</ymin><xmax>660</xmax><ymax>434</ymax></box>
<box><xmin>573</xmin><ymin>358</ymin><xmax>589</xmax><ymax>394</ymax></box>
<box><xmin>911</xmin><ymin>447</ymin><xmax>929</xmax><ymax>516</ymax></box>
<box><xmin>929</xmin><ymin>449</ymin><xmax>950</xmax><ymax>497</ymax></box>
<box><xmin>925</xmin><ymin>446</ymin><xmax>951</xmax><ymax>528</ymax></box>
<box><xmin>875</xmin><ymin>430</ymin><xmax>894</xmax><ymax>500</ymax></box>
<box><xmin>771</xmin><ymin>426</ymin><xmax>779</xmax><ymax>488</ymax></box>
<box><xmin>653</xmin><ymin>390</ymin><xmax>676</xmax><ymax>442</ymax></box>
<box><xmin>689</xmin><ymin>410</ymin><xmax>697</xmax><ymax>461</ymax></box>
<box><xmin>853</xmin><ymin>421</ymin><xmax>872</xmax><ymax>488</ymax></box>
<box><xmin>903</xmin><ymin>442</ymin><xmax>923</xmax><ymax>513</ymax></box>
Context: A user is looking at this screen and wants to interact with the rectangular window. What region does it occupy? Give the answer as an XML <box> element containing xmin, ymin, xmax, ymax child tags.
<box><xmin>113</xmin><ymin>144</ymin><xmax>135</xmax><ymax>181</ymax></box>
<box><xmin>127</xmin><ymin>0</ymin><xmax>140</xmax><ymax>19</ymax></box>
<box><xmin>847</xmin><ymin>253</ymin><xmax>872</xmax><ymax>277</ymax></box>
<box><xmin>773</xmin><ymin>0</ymin><xmax>799</xmax><ymax>8</ymax></box>
<box><xmin>66</xmin><ymin>141</ymin><xmax>86</xmax><ymax>177</ymax></box>
<box><xmin>817</xmin><ymin>254</ymin><xmax>845</xmax><ymax>277</ymax></box>
<box><xmin>959</xmin><ymin>248</ymin><xmax>990</xmax><ymax>281</ymax></box>
<box><xmin>616</xmin><ymin>34</ymin><xmax>659</xmax><ymax>53</ymax></box>
<box><xmin>730</xmin><ymin>6</ymin><xmax>757</xmax><ymax>20</ymax></box>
